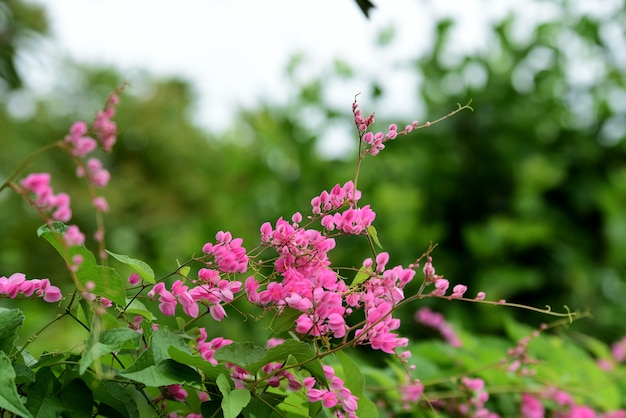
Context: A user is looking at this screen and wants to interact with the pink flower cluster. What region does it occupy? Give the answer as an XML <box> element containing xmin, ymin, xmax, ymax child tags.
<box><xmin>415</xmin><ymin>307</ymin><xmax>462</xmax><ymax>347</ymax></box>
<box><xmin>93</xmin><ymin>92</ymin><xmax>120</xmax><ymax>152</ymax></box>
<box><xmin>76</xmin><ymin>158</ymin><xmax>110</xmax><ymax>188</ymax></box>
<box><xmin>458</xmin><ymin>377</ymin><xmax>498</xmax><ymax>418</ymax></box>
<box><xmin>0</xmin><ymin>272</ymin><xmax>62</xmax><ymax>303</ymax></box>
<box><xmin>201</xmin><ymin>231</ymin><xmax>248</xmax><ymax>274</ymax></box>
<box><xmin>306</xmin><ymin>365</ymin><xmax>358</xmax><ymax>418</ymax></box>
<box><xmin>353</xmin><ymin>97</ymin><xmax>420</xmax><ymax>156</ymax></box>
<box><xmin>64</xmin><ymin>121</ymin><xmax>97</xmax><ymax>157</ymax></box>
<box><xmin>20</xmin><ymin>173</ymin><xmax>72</xmax><ymax>222</ymax></box>
<box><xmin>249</xmin><ymin>184</ymin><xmax>422</xmax><ymax>356</ymax></box>
<box><xmin>253</xmin><ymin>213</ymin><xmax>347</xmax><ymax>338</ymax></box>
<box><xmin>311</xmin><ymin>181</ymin><xmax>361</xmax><ymax>214</ymax></box>
<box><xmin>599</xmin><ymin>335</ymin><xmax>626</xmax><ymax>370</ymax></box>
<box><xmin>148</xmin><ymin>274</ymin><xmax>242</xmax><ymax>321</ymax></box>
<box><xmin>400</xmin><ymin>378</ymin><xmax>424</xmax><ymax>411</ymax></box>
<box><xmin>196</xmin><ymin>328</ymin><xmax>232</xmax><ymax>365</ymax></box>
<box><xmin>148</xmin><ymin>231</ymin><xmax>247</xmax><ymax>319</ymax></box>
<box><xmin>521</xmin><ymin>389</ymin><xmax>625</xmax><ymax>418</ymax></box>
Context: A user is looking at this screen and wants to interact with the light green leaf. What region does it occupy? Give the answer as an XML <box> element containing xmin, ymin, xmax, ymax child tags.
<box><xmin>217</xmin><ymin>374</ymin><xmax>251</xmax><ymax>418</ymax></box>
<box><xmin>0</xmin><ymin>352</ymin><xmax>33</xmax><ymax>418</ymax></box>
<box><xmin>124</xmin><ymin>299</ymin><xmax>154</xmax><ymax>320</ymax></box>
<box><xmin>178</xmin><ymin>266</ymin><xmax>191</xmax><ymax>277</ymax></box>
<box><xmin>337</xmin><ymin>350</ymin><xmax>378</xmax><ymax>417</ymax></box>
<box><xmin>367</xmin><ymin>225</ymin><xmax>383</xmax><ymax>249</ymax></box>
<box><xmin>106</xmin><ymin>250</ymin><xmax>155</xmax><ymax>284</ymax></box>
<box><xmin>351</xmin><ymin>265</ymin><xmax>371</xmax><ymax>287</ymax></box>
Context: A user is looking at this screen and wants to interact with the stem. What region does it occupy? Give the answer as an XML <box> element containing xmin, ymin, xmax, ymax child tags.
<box><xmin>15</xmin><ymin>311</ymin><xmax>68</xmax><ymax>359</ymax></box>
<box><xmin>0</xmin><ymin>141</ymin><xmax>63</xmax><ymax>193</ymax></box>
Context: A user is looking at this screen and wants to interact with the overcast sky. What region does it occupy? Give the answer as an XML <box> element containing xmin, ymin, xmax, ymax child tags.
<box><xmin>24</xmin><ymin>0</ymin><xmax>513</xmax><ymax>131</ymax></box>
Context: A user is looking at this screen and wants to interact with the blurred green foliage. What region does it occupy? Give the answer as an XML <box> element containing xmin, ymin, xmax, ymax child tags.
<box><xmin>2</xmin><ymin>0</ymin><xmax>626</xmax><ymax>349</ymax></box>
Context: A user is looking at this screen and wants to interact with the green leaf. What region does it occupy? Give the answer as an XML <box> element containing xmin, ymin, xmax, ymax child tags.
<box><xmin>58</xmin><ymin>379</ymin><xmax>93</xmax><ymax>417</ymax></box>
<box><xmin>274</xmin><ymin>390</ymin><xmax>308</xmax><ymax>417</ymax></box>
<box><xmin>84</xmin><ymin>375</ymin><xmax>139</xmax><ymax>418</ymax></box>
<box><xmin>168</xmin><ymin>346</ymin><xmax>230</xmax><ymax>381</ymax></box>
<box><xmin>0</xmin><ymin>352</ymin><xmax>33</xmax><ymax>418</ymax></box>
<box><xmin>38</xmin><ymin>224</ymin><xmax>126</xmax><ymax>306</ymax></box>
<box><xmin>124</xmin><ymin>298</ymin><xmax>154</xmax><ymax>320</ymax></box>
<box><xmin>80</xmin><ymin>327</ymin><xmax>142</xmax><ymax>374</ymax></box>
<box><xmin>0</xmin><ymin>308</ymin><xmax>25</xmax><ymax>354</ymax></box>
<box><xmin>351</xmin><ymin>265</ymin><xmax>371</xmax><ymax>287</ymax></box>
<box><xmin>25</xmin><ymin>367</ymin><xmax>61</xmax><ymax>417</ymax></box>
<box><xmin>367</xmin><ymin>225</ymin><xmax>383</xmax><ymax>249</ymax></box>
<box><xmin>337</xmin><ymin>350</ymin><xmax>378</xmax><ymax>417</ymax></box>
<box><xmin>179</xmin><ymin>266</ymin><xmax>191</xmax><ymax>277</ymax></box>
<box><xmin>250</xmin><ymin>340</ymin><xmax>327</xmax><ymax>385</ymax></box>
<box><xmin>270</xmin><ymin>307</ymin><xmax>302</xmax><ymax>336</ymax></box>
<box><xmin>243</xmin><ymin>392</ymin><xmax>286</xmax><ymax>418</ymax></box>
<box><xmin>120</xmin><ymin>359</ymin><xmax>201</xmax><ymax>387</ymax></box>
<box><xmin>217</xmin><ymin>374</ymin><xmax>251</xmax><ymax>418</ymax></box>
<box><xmin>106</xmin><ymin>250</ymin><xmax>155</xmax><ymax>284</ymax></box>
<box><xmin>213</xmin><ymin>342</ymin><xmax>266</xmax><ymax>372</ymax></box>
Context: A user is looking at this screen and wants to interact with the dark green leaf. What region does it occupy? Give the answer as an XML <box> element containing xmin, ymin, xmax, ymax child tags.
<box><xmin>0</xmin><ymin>352</ymin><xmax>33</xmax><ymax>418</ymax></box>
<box><xmin>0</xmin><ymin>308</ymin><xmax>24</xmax><ymax>354</ymax></box>
<box><xmin>83</xmin><ymin>375</ymin><xmax>139</xmax><ymax>418</ymax></box>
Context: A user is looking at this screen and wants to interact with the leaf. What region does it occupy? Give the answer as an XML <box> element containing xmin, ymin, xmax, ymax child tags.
<box><xmin>367</xmin><ymin>225</ymin><xmax>383</xmax><ymax>249</ymax></box>
<box><xmin>243</xmin><ymin>392</ymin><xmax>286</xmax><ymax>418</ymax></box>
<box><xmin>83</xmin><ymin>375</ymin><xmax>139</xmax><ymax>418</ymax></box>
<box><xmin>168</xmin><ymin>346</ymin><xmax>230</xmax><ymax>381</ymax></box>
<box><xmin>270</xmin><ymin>307</ymin><xmax>302</xmax><ymax>336</ymax></box>
<box><xmin>213</xmin><ymin>342</ymin><xmax>266</xmax><ymax>372</ymax></box>
<box><xmin>0</xmin><ymin>308</ymin><xmax>25</xmax><ymax>354</ymax></box>
<box><xmin>350</xmin><ymin>265</ymin><xmax>371</xmax><ymax>287</ymax></box>
<box><xmin>80</xmin><ymin>327</ymin><xmax>142</xmax><ymax>374</ymax></box>
<box><xmin>179</xmin><ymin>266</ymin><xmax>191</xmax><ymax>277</ymax></box>
<box><xmin>25</xmin><ymin>366</ymin><xmax>61</xmax><ymax>417</ymax></box>
<box><xmin>38</xmin><ymin>224</ymin><xmax>126</xmax><ymax>306</ymax></box>
<box><xmin>124</xmin><ymin>298</ymin><xmax>154</xmax><ymax>320</ymax></box>
<box><xmin>337</xmin><ymin>350</ymin><xmax>378</xmax><ymax>417</ymax></box>
<box><xmin>217</xmin><ymin>374</ymin><xmax>251</xmax><ymax>418</ymax></box>
<box><xmin>0</xmin><ymin>352</ymin><xmax>33</xmax><ymax>418</ymax></box>
<box><xmin>58</xmin><ymin>379</ymin><xmax>93</xmax><ymax>417</ymax></box>
<box><xmin>250</xmin><ymin>340</ymin><xmax>327</xmax><ymax>385</ymax></box>
<box><xmin>120</xmin><ymin>359</ymin><xmax>201</xmax><ymax>387</ymax></box>
<box><xmin>106</xmin><ymin>250</ymin><xmax>156</xmax><ymax>284</ymax></box>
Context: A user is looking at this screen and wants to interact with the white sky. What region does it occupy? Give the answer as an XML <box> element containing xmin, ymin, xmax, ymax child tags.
<box><xmin>21</xmin><ymin>0</ymin><xmax>611</xmax><ymax>153</ymax></box>
<box><xmin>21</xmin><ymin>0</ymin><xmax>505</xmax><ymax>133</ymax></box>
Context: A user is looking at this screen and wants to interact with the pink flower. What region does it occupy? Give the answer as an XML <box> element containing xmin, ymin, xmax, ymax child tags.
<box><xmin>64</xmin><ymin>225</ymin><xmax>85</xmax><ymax>246</ymax></box>
<box><xmin>520</xmin><ymin>393</ymin><xmax>545</xmax><ymax>418</ymax></box>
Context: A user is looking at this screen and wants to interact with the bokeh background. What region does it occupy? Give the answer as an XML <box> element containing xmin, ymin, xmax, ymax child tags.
<box><xmin>2</xmin><ymin>0</ymin><xmax>626</xmax><ymax>352</ymax></box>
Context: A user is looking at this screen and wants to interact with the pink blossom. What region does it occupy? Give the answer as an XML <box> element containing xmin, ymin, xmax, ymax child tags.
<box><xmin>64</xmin><ymin>225</ymin><xmax>85</xmax><ymax>246</ymax></box>
<box><xmin>92</xmin><ymin>196</ymin><xmax>109</xmax><ymax>212</ymax></box>
<box><xmin>520</xmin><ymin>393</ymin><xmax>544</xmax><ymax>418</ymax></box>
<box><xmin>128</xmin><ymin>273</ymin><xmax>141</xmax><ymax>285</ymax></box>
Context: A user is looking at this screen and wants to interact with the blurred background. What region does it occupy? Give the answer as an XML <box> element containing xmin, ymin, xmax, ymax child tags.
<box><xmin>2</xmin><ymin>0</ymin><xmax>626</xmax><ymax>349</ymax></box>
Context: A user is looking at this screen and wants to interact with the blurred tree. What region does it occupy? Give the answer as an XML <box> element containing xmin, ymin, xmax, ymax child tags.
<box><xmin>0</xmin><ymin>0</ymin><xmax>48</xmax><ymax>90</ymax></box>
